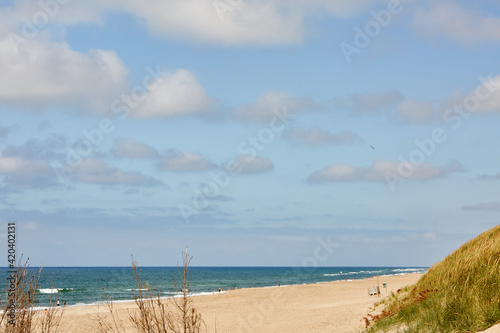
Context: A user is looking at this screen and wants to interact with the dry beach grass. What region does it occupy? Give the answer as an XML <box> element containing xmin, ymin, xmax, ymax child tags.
<box><xmin>365</xmin><ymin>224</ymin><xmax>500</xmax><ymax>333</ymax></box>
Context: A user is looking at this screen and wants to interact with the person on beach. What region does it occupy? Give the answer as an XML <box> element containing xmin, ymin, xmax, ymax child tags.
<box><xmin>228</xmin><ymin>285</ymin><xmax>231</xmax><ymax>290</ymax></box>
<box><xmin>45</xmin><ymin>309</ymin><xmax>48</xmax><ymax>317</ymax></box>
<box><xmin>57</xmin><ymin>299</ymin><xmax>60</xmax><ymax>307</ymax></box>
<box><xmin>64</xmin><ymin>300</ymin><xmax>66</xmax><ymax>307</ymax></box>
<box><xmin>218</xmin><ymin>287</ymin><xmax>221</xmax><ymax>293</ymax></box>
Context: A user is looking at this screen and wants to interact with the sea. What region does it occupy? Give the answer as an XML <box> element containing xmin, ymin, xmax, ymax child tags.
<box><xmin>0</xmin><ymin>266</ymin><xmax>426</xmax><ymax>308</ymax></box>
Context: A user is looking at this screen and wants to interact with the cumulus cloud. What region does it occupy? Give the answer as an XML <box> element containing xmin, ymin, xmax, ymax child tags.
<box><xmin>68</xmin><ymin>0</ymin><xmax>380</xmax><ymax>45</ymax></box>
<box><xmin>414</xmin><ymin>2</ymin><xmax>500</xmax><ymax>44</ymax></box>
<box><xmin>234</xmin><ymin>155</ymin><xmax>274</xmax><ymax>174</ymax></box>
<box><xmin>0</xmin><ymin>150</ymin><xmax>58</xmax><ymax>191</ymax></box>
<box><xmin>234</xmin><ymin>91</ymin><xmax>316</xmax><ymax>122</ymax></box>
<box><xmin>334</xmin><ymin>92</ymin><xmax>443</xmax><ymax>123</ymax></box>
<box><xmin>157</xmin><ymin>150</ymin><xmax>216</xmax><ymax>172</ymax></box>
<box><xmin>111</xmin><ymin>138</ymin><xmax>158</xmax><ymax>159</ymax></box>
<box><xmin>283</xmin><ymin>127</ymin><xmax>361</xmax><ymax>146</ymax></box>
<box><xmin>333</xmin><ymin>91</ymin><xmax>403</xmax><ymax>116</ymax></box>
<box><xmin>470</xmin><ymin>75</ymin><xmax>500</xmax><ymax>114</ymax></box>
<box><xmin>2</xmin><ymin>135</ymin><xmax>67</xmax><ymax>161</ymax></box>
<box><xmin>439</xmin><ymin>75</ymin><xmax>500</xmax><ymax>118</ymax></box>
<box><xmin>73</xmin><ymin>158</ymin><xmax>161</xmax><ymax>186</ymax></box>
<box><xmin>124</xmin><ymin>0</ymin><xmax>303</xmax><ymax>45</ymax></box>
<box><xmin>0</xmin><ymin>151</ymin><xmax>52</xmax><ymax>176</ymax></box>
<box><xmin>131</xmin><ymin>69</ymin><xmax>211</xmax><ymax>118</ymax></box>
<box><xmin>0</xmin><ymin>4</ymin><xmax>216</xmax><ymax>116</ymax></box>
<box><xmin>462</xmin><ymin>202</ymin><xmax>500</xmax><ymax>211</ymax></box>
<box><xmin>308</xmin><ymin>159</ymin><xmax>465</xmax><ymax>183</ymax></box>
<box><xmin>396</xmin><ymin>99</ymin><xmax>436</xmax><ymax>123</ymax></box>
<box><xmin>292</xmin><ymin>0</ymin><xmax>378</xmax><ymax>18</ymax></box>
<box><xmin>7</xmin><ymin>0</ymin><xmax>117</xmax><ymax>27</ymax></box>
<box><xmin>333</xmin><ymin>75</ymin><xmax>500</xmax><ymax>123</ymax></box>
<box><xmin>6</xmin><ymin>0</ymin><xmax>381</xmax><ymax>46</ymax></box>
<box><xmin>0</xmin><ymin>37</ymin><xmax>128</xmax><ymax>110</ymax></box>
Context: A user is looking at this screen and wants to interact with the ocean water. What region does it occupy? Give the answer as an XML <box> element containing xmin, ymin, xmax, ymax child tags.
<box><xmin>0</xmin><ymin>266</ymin><xmax>426</xmax><ymax>308</ymax></box>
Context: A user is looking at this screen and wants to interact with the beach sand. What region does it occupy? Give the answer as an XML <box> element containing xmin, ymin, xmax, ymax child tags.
<box><xmin>57</xmin><ymin>273</ymin><xmax>421</xmax><ymax>333</ymax></box>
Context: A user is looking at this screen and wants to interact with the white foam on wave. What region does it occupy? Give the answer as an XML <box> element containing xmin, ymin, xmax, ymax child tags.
<box><xmin>37</xmin><ymin>288</ymin><xmax>74</xmax><ymax>294</ymax></box>
<box><xmin>323</xmin><ymin>268</ymin><xmax>427</xmax><ymax>278</ymax></box>
<box><xmin>38</xmin><ymin>288</ymin><xmax>59</xmax><ymax>294</ymax></box>
<box><xmin>323</xmin><ymin>269</ymin><xmax>384</xmax><ymax>277</ymax></box>
<box><xmin>393</xmin><ymin>268</ymin><xmax>426</xmax><ymax>272</ymax></box>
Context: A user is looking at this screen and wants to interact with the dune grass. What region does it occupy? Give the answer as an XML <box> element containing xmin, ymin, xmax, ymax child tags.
<box><xmin>96</xmin><ymin>251</ymin><xmax>207</xmax><ymax>333</ymax></box>
<box><xmin>1</xmin><ymin>257</ymin><xmax>63</xmax><ymax>333</ymax></box>
<box><xmin>365</xmin><ymin>224</ymin><xmax>500</xmax><ymax>333</ymax></box>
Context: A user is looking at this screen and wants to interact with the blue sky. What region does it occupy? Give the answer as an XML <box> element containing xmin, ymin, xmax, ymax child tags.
<box><xmin>1</xmin><ymin>0</ymin><xmax>500</xmax><ymax>266</ymax></box>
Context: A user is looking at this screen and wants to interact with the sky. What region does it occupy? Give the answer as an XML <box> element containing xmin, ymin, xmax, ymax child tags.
<box><xmin>1</xmin><ymin>0</ymin><xmax>499</xmax><ymax>267</ymax></box>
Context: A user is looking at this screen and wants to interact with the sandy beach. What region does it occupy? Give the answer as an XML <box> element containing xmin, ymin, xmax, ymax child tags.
<box><xmin>57</xmin><ymin>274</ymin><xmax>422</xmax><ymax>333</ymax></box>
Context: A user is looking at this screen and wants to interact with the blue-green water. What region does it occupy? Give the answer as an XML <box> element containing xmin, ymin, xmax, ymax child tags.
<box><xmin>0</xmin><ymin>267</ymin><xmax>426</xmax><ymax>307</ymax></box>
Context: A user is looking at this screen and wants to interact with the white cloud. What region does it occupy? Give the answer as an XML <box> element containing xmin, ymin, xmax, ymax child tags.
<box><xmin>8</xmin><ymin>0</ymin><xmax>117</xmax><ymax>27</ymax></box>
<box><xmin>0</xmin><ymin>151</ymin><xmax>51</xmax><ymax>176</ymax></box>
<box><xmin>396</xmin><ymin>99</ymin><xmax>436</xmax><ymax>123</ymax></box>
<box><xmin>73</xmin><ymin>158</ymin><xmax>160</xmax><ymax>186</ymax></box>
<box><xmin>283</xmin><ymin>127</ymin><xmax>361</xmax><ymax>146</ymax></box>
<box><xmin>333</xmin><ymin>91</ymin><xmax>403</xmax><ymax>116</ymax></box>
<box><xmin>132</xmin><ymin>69</ymin><xmax>211</xmax><ymax>118</ymax></box>
<box><xmin>473</xmin><ymin>75</ymin><xmax>500</xmax><ymax>114</ymax></box>
<box><xmin>234</xmin><ymin>155</ymin><xmax>274</xmax><ymax>174</ymax></box>
<box><xmin>112</xmin><ymin>138</ymin><xmax>158</xmax><ymax>159</ymax></box>
<box><xmin>157</xmin><ymin>150</ymin><xmax>215</xmax><ymax>172</ymax></box>
<box><xmin>441</xmin><ymin>75</ymin><xmax>500</xmax><ymax>117</ymax></box>
<box><xmin>2</xmin><ymin>0</ymin><xmax>380</xmax><ymax>48</ymax></box>
<box><xmin>0</xmin><ymin>38</ymin><xmax>128</xmax><ymax>110</ymax></box>
<box><xmin>95</xmin><ymin>0</ymin><xmax>378</xmax><ymax>45</ymax></box>
<box><xmin>234</xmin><ymin>91</ymin><xmax>316</xmax><ymax>122</ymax></box>
<box><xmin>414</xmin><ymin>2</ymin><xmax>500</xmax><ymax>44</ymax></box>
<box><xmin>333</xmin><ymin>76</ymin><xmax>500</xmax><ymax>123</ymax></box>
<box><xmin>309</xmin><ymin>159</ymin><xmax>465</xmax><ymax>183</ymax></box>
<box><xmin>334</xmin><ymin>92</ymin><xmax>443</xmax><ymax>123</ymax></box>
<box><xmin>292</xmin><ymin>0</ymin><xmax>378</xmax><ymax>18</ymax></box>
<box><xmin>124</xmin><ymin>0</ymin><xmax>303</xmax><ymax>45</ymax></box>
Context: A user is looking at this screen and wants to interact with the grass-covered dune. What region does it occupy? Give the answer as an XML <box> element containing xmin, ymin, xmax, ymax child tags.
<box><xmin>367</xmin><ymin>224</ymin><xmax>500</xmax><ymax>333</ymax></box>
